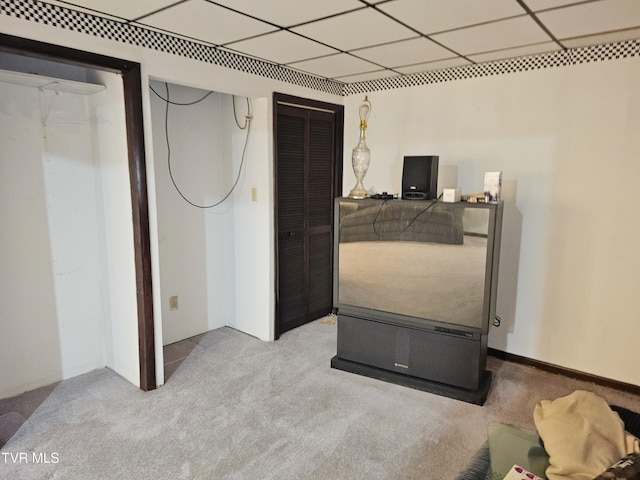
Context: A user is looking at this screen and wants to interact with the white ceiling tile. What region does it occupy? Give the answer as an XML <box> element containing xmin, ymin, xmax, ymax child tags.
<box><xmin>47</xmin><ymin>0</ymin><xmax>179</xmax><ymax>20</ymax></box>
<box><xmin>228</xmin><ymin>31</ymin><xmax>339</xmax><ymax>64</ymax></box>
<box><xmin>432</xmin><ymin>16</ymin><xmax>552</xmax><ymax>55</ymax></box>
<box><xmin>467</xmin><ymin>42</ymin><xmax>560</xmax><ymax>63</ymax></box>
<box><xmin>41</xmin><ymin>0</ymin><xmax>640</xmax><ymax>87</ymax></box>
<box><xmin>288</xmin><ymin>53</ymin><xmax>381</xmax><ymax>79</ymax></box>
<box><xmin>561</xmin><ymin>27</ymin><xmax>640</xmax><ymax>48</ymax></box>
<box><xmin>334</xmin><ymin>69</ymin><xmax>401</xmax><ymax>83</ymax></box>
<box><xmin>394</xmin><ymin>57</ymin><xmax>470</xmax><ymax>75</ymax></box>
<box><xmin>378</xmin><ymin>0</ymin><xmax>525</xmax><ymax>35</ymax></box>
<box><xmin>291</xmin><ymin>8</ymin><xmax>416</xmax><ymax>52</ymax></box>
<box><xmin>537</xmin><ymin>0</ymin><xmax>640</xmax><ymax>40</ymax></box>
<box><xmin>352</xmin><ymin>37</ymin><xmax>454</xmax><ymax>68</ymax></box>
<box><xmin>522</xmin><ymin>0</ymin><xmax>583</xmax><ymax>12</ymax></box>
<box><xmin>209</xmin><ymin>0</ymin><xmax>363</xmax><ymax>27</ymax></box>
<box><xmin>137</xmin><ymin>0</ymin><xmax>276</xmax><ymax>45</ymax></box>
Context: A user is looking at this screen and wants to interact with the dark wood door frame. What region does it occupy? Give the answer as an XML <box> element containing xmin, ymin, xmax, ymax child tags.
<box><xmin>0</xmin><ymin>33</ymin><xmax>156</xmax><ymax>391</ymax></box>
<box><xmin>273</xmin><ymin>92</ymin><xmax>344</xmax><ymax>339</ymax></box>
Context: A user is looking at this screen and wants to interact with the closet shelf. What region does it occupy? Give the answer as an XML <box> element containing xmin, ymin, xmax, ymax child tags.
<box><xmin>0</xmin><ymin>68</ymin><xmax>105</xmax><ymax>95</ymax></box>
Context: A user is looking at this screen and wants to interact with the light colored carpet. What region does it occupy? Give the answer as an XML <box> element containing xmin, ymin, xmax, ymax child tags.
<box><xmin>1</xmin><ymin>317</ymin><xmax>639</xmax><ymax>479</ymax></box>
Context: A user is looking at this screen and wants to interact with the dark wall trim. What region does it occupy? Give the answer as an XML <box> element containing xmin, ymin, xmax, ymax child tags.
<box><xmin>122</xmin><ymin>66</ymin><xmax>155</xmax><ymax>392</ymax></box>
<box><xmin>0</xmin><ymin>32</ymin><xmax>156</xmax><ymax>391</ymax></box>
<box><xmin>489</xmin><ymin>348</ymin><xmax>640</xmax><ymax>396</ymax></box>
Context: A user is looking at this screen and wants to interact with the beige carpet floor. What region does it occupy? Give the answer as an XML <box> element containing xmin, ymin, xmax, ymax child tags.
<box><xmin>1</xmin><ymin>317</ymin><xmax>639</xmax><ymax>479</ymax></box>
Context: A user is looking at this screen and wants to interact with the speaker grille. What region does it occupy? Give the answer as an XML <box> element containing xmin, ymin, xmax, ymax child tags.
<box><xmin>401</xmin><ymin>156</ymin><xmax>439</xmax><ymax>200</ymax></box>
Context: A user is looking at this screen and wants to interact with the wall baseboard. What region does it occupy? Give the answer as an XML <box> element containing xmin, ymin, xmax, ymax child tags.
<box><xmin>488</xmin><ymin>348</ymin><xmax>640</xmax><ymax>396</ymax></box>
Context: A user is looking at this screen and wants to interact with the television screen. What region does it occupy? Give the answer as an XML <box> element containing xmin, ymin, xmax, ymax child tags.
<box><xmin>334</xmin><ymin>198</ymin><xmax>502</xmax><ymax>333</ymax></box>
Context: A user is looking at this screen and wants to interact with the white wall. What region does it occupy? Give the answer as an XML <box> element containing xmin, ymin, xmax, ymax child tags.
<box><xmin>150</xmin><ymin>83</ymin><xmax>274</xmax><ymax>346</ymax></box>
<box><xmin>150</xmin><ymin>82</ymin><xmax>236</xmax><ymax>345</ymax></box>
<box><xmin>343</xmin><ymin>57</ymin><xmax>640</xmax><ymax>386</ymax></box>
<box><xmin>0</xmin><ymin>71</ymin><xmax>138</xmax><ymax>398</ymax></box>
<box><xmin>230</xmin><ymin>97</ymin><xmax>274</xmax><ymax>341</ymax></box>
<box><xmin>0</xmin><ymin>83</ymin><xmax>65</xmax><ymax>397</ymax></box>
<box><xmin>88</xmin><ymin>70</ymin><xmax>140</xmax><ymax>387</ymax></box>
<box><xmin>41</xmin><ymin>88</ymin><xmax>107</xmax><ymax>380</ymax></box>
<box><xmin>4</xmin><ymin>12</ymin><xmax>639</xmax><ymax>389</ymax></box>
<box><xmin>1</xmin><ymin>14</ymin><xmax>342</xmax><ymax>388</ymax></box>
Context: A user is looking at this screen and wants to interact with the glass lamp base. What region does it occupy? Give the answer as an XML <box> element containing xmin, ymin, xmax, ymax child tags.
<box><xmin>348</xmin><ymin>182</ymin><xmax>369</xmax><ymax>199</ymax></box>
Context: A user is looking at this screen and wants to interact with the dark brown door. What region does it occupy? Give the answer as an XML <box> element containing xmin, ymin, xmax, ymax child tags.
<box><xmin>274</xmin><ymin>94</ymin><xmax>343</xmax><ymax>338</ymax></box>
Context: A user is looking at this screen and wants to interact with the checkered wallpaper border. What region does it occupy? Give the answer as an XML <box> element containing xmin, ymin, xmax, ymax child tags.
<box><xmin>2</xmin><ymin>0</ymin><xmax>639</xmax><ymax>97</ymax></box>
<box><xmin>345</xmin><ymin>40</ymin><xmax>640</xmax><ymax>95</ymax></box>
<box><xmin>0</xmin><ymin>0</ymin><xmax>343</xmax><ymax>95</ymax></box>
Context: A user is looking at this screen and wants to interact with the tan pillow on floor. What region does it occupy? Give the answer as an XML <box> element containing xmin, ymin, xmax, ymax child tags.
<box><xmin>533</xmin><ymin>390</ymin><xmax>640</xmax><ymax>480</ymax></box>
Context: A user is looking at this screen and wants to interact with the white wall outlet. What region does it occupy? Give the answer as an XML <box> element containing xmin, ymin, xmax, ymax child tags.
<box><xmin>169</xmin><ymin>295</ymin><xmax>178</xmax><ymax>310</ymax></box>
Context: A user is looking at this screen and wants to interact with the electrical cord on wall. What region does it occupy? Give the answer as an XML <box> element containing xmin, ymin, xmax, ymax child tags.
<box><xmin>232</xmin><ymin>95</ymin><xmax>250</xmax><ymax>130</ymax></box>
<box><xmin>150</xmin><ymin>82</ymin><xmax>252</xmax><ymax>209</ymax></box>
<box><xmin>150</xmin><ymin>85</ymin><xmax>214</xmax><ymax>106</ymax></box>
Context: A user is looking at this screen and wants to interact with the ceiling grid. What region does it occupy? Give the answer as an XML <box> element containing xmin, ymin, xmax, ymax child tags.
<box><xmin>1</xmin><ymin>0</ymin><xmax>639</xmax><ymax>95</ymax></box>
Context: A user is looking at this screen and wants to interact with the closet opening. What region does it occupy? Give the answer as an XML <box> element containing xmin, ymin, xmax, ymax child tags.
<box><xmin>0</xmin><ymin>33</ymin><xmax>155</xmax><ymax>397</ymax></box>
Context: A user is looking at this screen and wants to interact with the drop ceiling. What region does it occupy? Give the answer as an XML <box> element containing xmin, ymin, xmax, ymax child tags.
<box><xmin>46</xmin><ymin>0</ymin><xmax>640</xmax><ymax>84</ymax></box>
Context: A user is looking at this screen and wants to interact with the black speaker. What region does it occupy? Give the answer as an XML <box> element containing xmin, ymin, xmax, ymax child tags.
<box><xmin>402</xmin><ymin>156</ymin><xmax>439</xmax><ymax>200</ymax></box>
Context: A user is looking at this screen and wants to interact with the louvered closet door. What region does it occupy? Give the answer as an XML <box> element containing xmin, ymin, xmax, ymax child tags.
<box><xmin>276</xmin><ymin>103</ymin><xmax>336</xmax><ymax>336</ymax></box>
